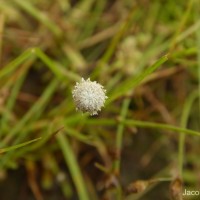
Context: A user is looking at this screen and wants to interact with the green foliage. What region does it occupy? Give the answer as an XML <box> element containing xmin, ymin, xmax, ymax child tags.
<box><xmin>0</xmin><ymin>0</ymin><xmax>199</xmax><ymax>199</ymax></box>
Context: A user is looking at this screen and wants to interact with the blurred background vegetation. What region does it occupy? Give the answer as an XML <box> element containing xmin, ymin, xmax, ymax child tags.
<box><xmin>0</xmin><ymin>0</ymin><xmax>200</xmax><ymax>199</ymax></box>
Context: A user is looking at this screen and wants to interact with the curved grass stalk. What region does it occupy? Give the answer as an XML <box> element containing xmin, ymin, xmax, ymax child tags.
<box><xmin>57</xmin><ymin>133</ymin><xmax>90</xmax><ymax>200</ymax></box>
<box><xmin>107</xmin><ymin>54</ymin><xmax>168</xmax><ymax>104</ymax></box>
<box><xmin>85</xmin><ymin>118</ymin><xmax>200</xmax><ymax>137</ymax></box>
<box><xmin>178</xmin><ymin>91</ymin><xmax>199</xmax><ymax>177</ymax></box>
<box><xmin>0</xmin><ymin>137</ymin><xmax>41</xmax><ymax>154</ymax></box>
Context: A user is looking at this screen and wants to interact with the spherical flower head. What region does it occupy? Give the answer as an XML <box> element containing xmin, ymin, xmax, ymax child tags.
<box><xmin>72</xmin><ymin>78</ymin><xmax>108</xmax><ymax>115</ymax></box>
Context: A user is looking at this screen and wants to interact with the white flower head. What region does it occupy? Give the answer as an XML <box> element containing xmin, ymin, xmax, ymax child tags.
<box><xmin>72</xmin><ymin>78</ymin><xmax>108</xmax><ymax>115</ymax></box>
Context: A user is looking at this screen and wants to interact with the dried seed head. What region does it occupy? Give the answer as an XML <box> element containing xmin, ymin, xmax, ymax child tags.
<box><xmin>72</xmin><ymin>78</ymin><xmax>107</xmax><ymax>115</ymax></box>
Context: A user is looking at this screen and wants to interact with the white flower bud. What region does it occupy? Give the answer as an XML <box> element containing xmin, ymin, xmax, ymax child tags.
<box><xmin>72</xmin><ymin>78</ymin><xmax>107</xmax><ymax>115</ymax></box>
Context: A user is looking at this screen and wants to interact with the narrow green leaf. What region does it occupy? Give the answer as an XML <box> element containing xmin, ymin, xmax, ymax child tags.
<box><xmin>107</xmin><ymin>54</ymin><xmax>168</xmax><ymax>103</ymax></box>
<box><xmin>57</xmin><ymin>133</ymin><xmax>90</xmax><ymax>200</ymax></box>
<box><xmin>85</xmin><ymin>118</ymin><xmax>200</xmax><ymax>137</ymax></box>
<box><xmin>0</xmin><ymin>137</ymin><xmax>41</xmax><ymax>154</ymax></box>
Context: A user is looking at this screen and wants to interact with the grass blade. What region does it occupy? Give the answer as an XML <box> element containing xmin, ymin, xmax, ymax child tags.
<box><xmin>57</xmin><ymin>133</ymin><xmax>90</xmax><ymax>200</ymax></box>
<box><xmin>107</xmin><ymin>54</ymin><xmax>168</xmax><ymax>103</ymax></box>
<box><xmin>0</xmin><ymin>137</ymin><xmax>41</xmax><ymax>154</ymax></box>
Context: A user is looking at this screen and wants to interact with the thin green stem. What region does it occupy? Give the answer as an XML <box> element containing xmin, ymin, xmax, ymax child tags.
<box><xmin>107</xmin><ymin>54</ymin><xmax>168</xmax><ymax>104</ymax></box>
<box><xmin>0</xmin><ymin>137</ymin><xmax>41</xmax><ymax>154</ymax></box>
<box><xmin>114</xmin><ymin>98</ymin><xmax>130</xmax><ymax>174</ymax></box>
<box><xmin>85</xmin><ymin>118</ymin><xmax>200</xmax><ymax>137</ymax></box>
<box><xmin>178</xmin><ymin>92</ymin><xmax>199</xmax><ymax>177</ymax></box>
<box><xmin>114</xmin><ymin>98</ymin><xmax>130</xmax><ymax>200</ymax></box>
<box><xmin>57</xmin><ymin>133</ymin><xmax>90</xmax><ymax>200</ymax></box>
